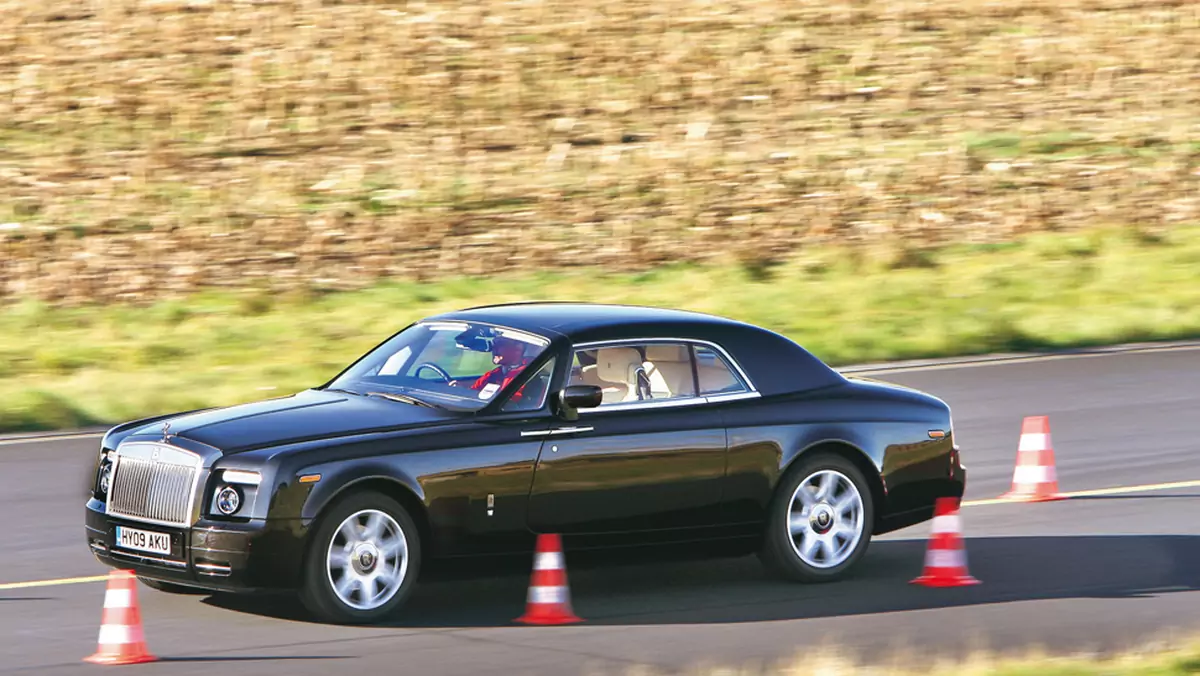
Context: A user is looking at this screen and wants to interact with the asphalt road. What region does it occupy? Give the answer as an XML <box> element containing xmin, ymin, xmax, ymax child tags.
<box><xmin>2</xmin><ymin>346</ymin><xmax>1198</xmax><ymax>675</ymax></box>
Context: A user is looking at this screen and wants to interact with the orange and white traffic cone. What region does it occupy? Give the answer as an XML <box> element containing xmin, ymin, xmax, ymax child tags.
<box><xmin>1001</xmin><ymin>415</ymin><xmax>1065</xmax><ymax>502</ymax></box>
<box><xmin>84</xmin><ymin>569</ymin><xmax>157</xmax><ymax>665</ymax></box>
<box><xmin>910</xmin><ymin>497</ymin><xmax>980</xmax><ymax>587</ymax></box>
<box><xmin>515</xmin><ymin>533</ymin><xmax>582</xmax><ymax>625</ymax></box>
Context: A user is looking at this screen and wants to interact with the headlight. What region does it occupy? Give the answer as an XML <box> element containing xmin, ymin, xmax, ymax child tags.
<box><xmin>215</xmin><ymin>486</ymin><xmax>242</xmax><ymax>515</ymax></box>
<box><xmin>96</xmin><ymin>450</ymin><xmax>114</xmax><ymax>496</ymax></box>
<box><xmin>222</xmin><ymin>469</ymin><xmax>261</xmax><ymax>486</ymax></box>
<box><xmin>98</xmin><ymin>462</ymin><xmax>113</xmax><ymax>495</ymax></box>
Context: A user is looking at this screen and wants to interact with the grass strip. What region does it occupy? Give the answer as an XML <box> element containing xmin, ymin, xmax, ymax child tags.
<box><xmin>664</xmin><ymin>636</ymin><xmax>1200</xmax><ymax>676</ymax></box>
<box><xmin>2</xmin><ymin>226</ymin><xmax>1199</xmax><ymax>432</ymax></box>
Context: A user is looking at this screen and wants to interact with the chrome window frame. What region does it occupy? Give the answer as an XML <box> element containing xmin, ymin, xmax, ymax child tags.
<box><xmin>568</xmin><ymin>337</ymin><xmax>760</xmax><ymax>413</ymax></box>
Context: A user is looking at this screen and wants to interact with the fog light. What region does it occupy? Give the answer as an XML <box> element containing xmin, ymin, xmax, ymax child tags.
<box><xmin>215</xmin><ymin>486</ymin><xmax>242</xmax><ymax>515</ymax></box>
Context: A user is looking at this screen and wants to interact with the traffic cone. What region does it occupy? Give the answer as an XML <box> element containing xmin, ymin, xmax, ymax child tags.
<box><xmin>515</xmin><ymin>533</ymin><xmax>582</xmax><ymax>625</ymax></box>
<box><xmin>910</xmin><ymin>497</ymin><xmax>980</xmax><ymax>587</ymax></box>
<box><xmin>1001</xmin><ymin>415</ymin><xmax>1065</xmax><ymax>502</ymax></box>
<box><xmin>84</xmin><ymin>569</ymin><xmax>157</xmax><ymax>665</ymax></box>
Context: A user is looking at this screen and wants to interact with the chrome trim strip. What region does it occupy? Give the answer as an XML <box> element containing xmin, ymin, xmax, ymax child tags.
<box><xmin>704</xmin><ymin>391</ymin><xmax>762</xmax><ymax>404</ymax></box>
<box><xmin>522</xmin><ymin>426</ymin><xmax>596</xmax><ymax>436</ymax></box>
<box><xmin>108</xmin><ymin>550</ymin><xmax>189</xmax><ymax>569</ymax></box>
<box><xmin>570</xmin><ymin>337</ymin><xmax>757</xmax><ymax>393</ymax></box>
<box><xmin>575</xmin><ymin>391</ymin><xmax>761</xmax><ymax>414</ymax></box>
<box><xmin>195</xmin><ymin>562</ymin><xmax>233</xmax><ymax>576</ymax></box>
<box><xmin>578</xmin><ymin>397</ymin><xmax>705</xmax><ymax>414</ymax></box>
<box><xmin>549</xmin><ymin>426</ymin><xmax>594</xmax><ymax>435</ymax></box>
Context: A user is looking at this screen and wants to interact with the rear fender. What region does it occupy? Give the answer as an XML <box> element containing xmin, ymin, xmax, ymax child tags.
<box><xmin>778</xmin><ymin>426</ymin><xmax>883</xmax><ymax>481</ymax></box>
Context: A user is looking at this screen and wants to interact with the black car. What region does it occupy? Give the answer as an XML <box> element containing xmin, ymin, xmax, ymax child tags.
<box><xmin>85</xmin><ymin>303</ymin><xmax>966</xmax><ymax>623</ymax></box>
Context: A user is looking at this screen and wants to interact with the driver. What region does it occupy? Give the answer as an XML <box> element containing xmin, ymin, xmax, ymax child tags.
<box><xmin>449</xmin><ymin>335</ymin><xmax>530</xmax><ymax>394</ymax></box>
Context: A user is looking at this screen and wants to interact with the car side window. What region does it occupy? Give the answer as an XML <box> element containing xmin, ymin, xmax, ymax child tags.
<box><xmin>499</xmin><ymin>357</ymin><xmax>556</xmax><ymax>413</ymax></box>
<box><xmin>693</xmin><ymin>345</ymin><xmax>749</xmax><ymax>396</ymax></box>
<box><xmin>568</xmin><ymin>343</ymin><xmax>699</xmax><ymax>406</ymax></box>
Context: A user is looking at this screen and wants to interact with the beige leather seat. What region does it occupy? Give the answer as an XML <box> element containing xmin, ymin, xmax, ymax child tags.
<box><xmin>575</xmin><ymin>363</ymin><xmax>623</xmax><ymax>402</ymax></box>
<box><xmin>696</xmin><ymin>349</ymin><xmax>740</xmax><ymax>394</ymax></box>
<box><xmin>588</xmin><ymin>347</ymin><xmax>646</xmax><ymax>403</ymax></box>
<box><xmin>642</xmin><ymin>344</ymin><xmax>696</xmax><ymax>399</ymax></box>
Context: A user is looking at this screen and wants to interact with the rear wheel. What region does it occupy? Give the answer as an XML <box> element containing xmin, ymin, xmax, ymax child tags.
<box><xmin>759</xmin><ymin>452</ymin><xmax>874</xmax><ymax>582</ymax></box>
<box><xmin>300</xmin><ymin>491</ymin><xmax>421</xmax><ymax>624</ymax></box>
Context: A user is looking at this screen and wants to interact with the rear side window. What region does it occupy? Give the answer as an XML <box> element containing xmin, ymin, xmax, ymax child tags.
<box><xmin>693</xmin><ymin>346</ymin><xmax>748</xmax><ymax>396</ymax></box>
<box><xmin>568</xmin><ymin>342</ymin><xmax>699</xmax><ymax>406</ymax></box>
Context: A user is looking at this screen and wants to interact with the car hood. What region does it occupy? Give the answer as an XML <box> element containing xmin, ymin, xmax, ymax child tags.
<box><xmin>124</xmin><ymin>389</ymin><xmax>460</xmax><ymax>454</ymax></box>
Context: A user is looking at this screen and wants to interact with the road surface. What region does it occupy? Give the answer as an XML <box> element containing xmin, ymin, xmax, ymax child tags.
<box><xmin>1</xmin><ymin>346</ymin><xmax>1198</xmax><ymax>674</ymax></box>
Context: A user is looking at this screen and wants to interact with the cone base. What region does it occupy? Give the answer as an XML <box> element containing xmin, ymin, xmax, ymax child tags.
<box><xmin>1000</xmin><ymin>491</ymin><xmax>1065</xmax><ymax>503</ymax></box>
<box><xmin>84</xmin><ymin>651</ymin><xmax>158</xmax><ymax>665</ymax></box>
<box><xmin>515</xmin><ymin>612</ymin><xmax>583</xmax><ymax>626</ymax></box>
<box><xmin>910</xmin><ymin>574</ymin><xmax>981</xmax><ymax>588</ymax></box>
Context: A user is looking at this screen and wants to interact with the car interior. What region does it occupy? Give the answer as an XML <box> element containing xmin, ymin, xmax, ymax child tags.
<box><xmin>570</xmin><ymin>343</ymin><xmax>744</xmax><ymax>405</ymax></box>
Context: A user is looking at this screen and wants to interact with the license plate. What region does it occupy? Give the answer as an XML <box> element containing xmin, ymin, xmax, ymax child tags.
<box><xmin>115</xmin><ymin>526</ymin><xmax>171</xmax><ymax>556</ymax></box>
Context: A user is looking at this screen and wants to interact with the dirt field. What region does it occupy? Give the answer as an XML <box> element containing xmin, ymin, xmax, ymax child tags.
<box><xmin>1</xmin><ymin>0</ymin><xmax>1198</xmax><ymax>304</ymax></box>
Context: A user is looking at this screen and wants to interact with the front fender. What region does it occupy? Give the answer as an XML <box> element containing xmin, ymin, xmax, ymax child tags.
<box><xmin>298</xmin><ymin>461</ymin><xmax>426</xmax><ymax>522</ymax></box>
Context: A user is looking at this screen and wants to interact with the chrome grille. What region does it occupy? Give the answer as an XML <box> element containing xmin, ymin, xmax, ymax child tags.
<box><xmin>107</xmin><ymin>443</ymin><xmax>201</xmax><ymax>527</ymax></box>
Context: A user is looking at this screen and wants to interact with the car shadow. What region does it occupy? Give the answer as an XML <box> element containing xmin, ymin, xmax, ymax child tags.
<box><xmin>1068</xmin><ymin>494</ymin><xmax>1200</xmax><ymax>501</ymax></box>
<box><xmin>203</xmin><ymin>534</ymin><xmax>1200</xmax><ymax>628</ymax></box>
<box><xmin>159</xmin><ymin>656</ymin><xmax>349</xmax><ymax>663</ymax></box>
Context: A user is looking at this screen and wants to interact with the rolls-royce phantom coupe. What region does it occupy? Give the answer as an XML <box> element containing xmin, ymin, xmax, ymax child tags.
<box><xmin>85</xmin><ymin>303</ymin><xmax>966</xmax><ymax>623</ymax></box>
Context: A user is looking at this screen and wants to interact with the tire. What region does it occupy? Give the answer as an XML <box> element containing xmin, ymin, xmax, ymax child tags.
<box><xmin>758</xmin><ymin>452</ymin><xmax>875</xmax><ymax>582</ymax></box>
<box><xmin>138</xmin><ymin>577</ymin><xmax>209</xmax><ymax>595</ymax></box>
<box><xmin>299</xmin><ymin>490</ymin><xmax>422</xmax><ymax>624</ymax></box>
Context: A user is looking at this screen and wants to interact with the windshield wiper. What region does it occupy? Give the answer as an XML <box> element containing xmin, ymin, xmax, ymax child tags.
<box><xmin>324</xmin><ymin>387</ymin><xmax>362</xmax><ymax>397</ymax></box>
<box><xmin>364</xmin><ymin>391</ymin><xmax>439</xmax><ymax>409</ymax></box>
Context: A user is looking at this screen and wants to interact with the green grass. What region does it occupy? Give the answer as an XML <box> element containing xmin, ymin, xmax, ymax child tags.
<box><xmin>3</xmin><ymin>225</ymin><xmax>1200</xmax><ymax>433</ymax></box>
<box><xmin>685</xmin><ymin>638</ymin><xmax>1200</xmax><ymax>676</ymax></box>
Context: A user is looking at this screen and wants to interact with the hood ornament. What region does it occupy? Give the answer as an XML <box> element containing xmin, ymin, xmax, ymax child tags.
<box><xmin>161</xmin><ymin>421</ymin><xmax>174</xmax><ymax>442</ymax></box>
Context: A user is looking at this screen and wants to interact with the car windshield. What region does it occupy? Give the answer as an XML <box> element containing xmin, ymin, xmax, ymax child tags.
<box><xmin>325</xmin><ymin>321</ymin><xmax>552</xmax><ymax>412</ymax></box>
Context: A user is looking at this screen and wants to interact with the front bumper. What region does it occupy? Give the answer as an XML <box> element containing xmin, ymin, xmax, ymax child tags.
<box><xmin>85</xmin><ymin>498</ymin><xmax>305</xmax><ymax>593</ymax></box>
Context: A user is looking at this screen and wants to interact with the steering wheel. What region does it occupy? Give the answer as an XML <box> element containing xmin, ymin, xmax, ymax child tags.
<box><xmin>413</xmin><ymin>362</ymin><xmax>452</xmax><ymax>383</ymax></box>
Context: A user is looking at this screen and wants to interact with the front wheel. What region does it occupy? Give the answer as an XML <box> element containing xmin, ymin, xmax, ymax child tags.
<box><xmin>759</xmin><ymin>453</ymin><xmax>874</xmax><ymax>582</ymax></box>
<box><xmin>300</xmin><ymin>491</ymin><xmax>421</xmax><ymax>624</ymax></box>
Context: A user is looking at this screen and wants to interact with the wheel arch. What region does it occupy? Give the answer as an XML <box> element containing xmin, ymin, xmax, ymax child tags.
<box><xmin>301</xmin><ymin>474</ymin><xmax>433</xmax><ymax>565</ymax></box>
<box><xmin>780</xmin><ymin>440</ymin><xmax>887</xmax><ymax>523</ymax></box>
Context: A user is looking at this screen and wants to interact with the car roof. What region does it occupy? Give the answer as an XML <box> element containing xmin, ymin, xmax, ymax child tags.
<box><xmin>427</xmin><ymin>302</ymin><xmax>846</xmax><ymax>396</ymax></box>
<box><xmin>430</xmin><ymin>302</ymin><xmax>745</xmax><ymax>339</ymax></box>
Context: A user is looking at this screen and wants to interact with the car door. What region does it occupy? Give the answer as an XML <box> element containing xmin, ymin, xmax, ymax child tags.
<box><xmin>524</xmin><ymin>341</ymin><xmax>729</xmax><ymax>535</ymax></box>
<box><xmin>426</xmin><ymin>355</ymin><xmax>559</xmax><ymax>556</ymax></box>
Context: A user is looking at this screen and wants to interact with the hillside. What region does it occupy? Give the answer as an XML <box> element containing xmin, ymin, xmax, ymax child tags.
<box><xmin>1</xmin><ymin>0</ymin><xmax>1198</xmax><ymax>303</ymax></box>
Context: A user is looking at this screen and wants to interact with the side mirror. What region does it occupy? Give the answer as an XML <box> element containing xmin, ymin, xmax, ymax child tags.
<box><xmin>556</xmin><ymin>385</ymin><xmax>602</xmax><ymax>421</ymax></box>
